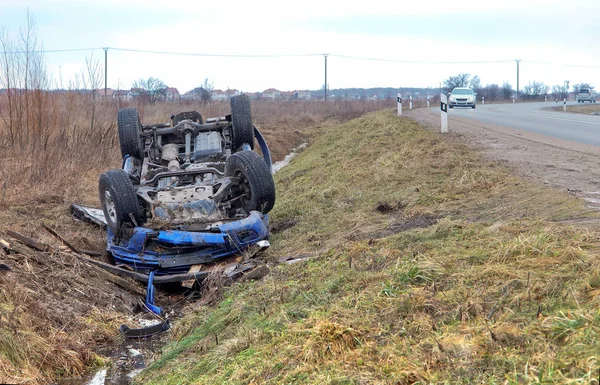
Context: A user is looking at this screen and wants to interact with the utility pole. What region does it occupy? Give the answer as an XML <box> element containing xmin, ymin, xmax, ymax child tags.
<box><xmin>515</xmin><ymin>59</ymin><xmax>521</xmax><ymax>102</ymax></box>
<box><xmin>324</xmin><ymin>54</ymin><xmax>328</xmax><ymax>101</ymax></box>
<box><xmin>104</xmin><ymin>47</ymin><xmax>108</xmax><ymax>97</ymax></box>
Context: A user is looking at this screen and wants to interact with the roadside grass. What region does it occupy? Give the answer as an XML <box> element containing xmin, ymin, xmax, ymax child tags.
<box><xmin>138</xmin><ymin>110</ymin><xmax>600</xmax><ymax>384</ymax></box>
<box><xmin>543</xmin><ymin>104</ymin><xmax>600</xmax><ymax>115</ymax></box>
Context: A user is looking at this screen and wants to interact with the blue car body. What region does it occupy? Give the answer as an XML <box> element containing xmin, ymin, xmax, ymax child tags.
<box><xmin>107</xmin><ymin>211</ymin><xmax>269</xmax><ymax>275</ymax></box>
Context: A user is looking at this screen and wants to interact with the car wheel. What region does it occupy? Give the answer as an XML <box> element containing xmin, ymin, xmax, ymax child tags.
<box><xmin>472</xmin><ymin>105</ymin><xmax>476</xmax><ymax>109</ymax></box>
<box><xmin>118</xmin><ymin>108</ymin><xmax>144</xmax><ymax>160</ymax></box>
<box><xmin>99</xmin><ymin>169</ymin><xmax>144</xmax><ymax>234</ymax></box>
<box><xmin>226</xmin><ymin>151</ymin><xmax>275</xmax><ymax>214</ymax></box>
<box><xmin>230</xmin><ymin>94</ymin><xmax>255</xmax><ymax>151</ymax></box>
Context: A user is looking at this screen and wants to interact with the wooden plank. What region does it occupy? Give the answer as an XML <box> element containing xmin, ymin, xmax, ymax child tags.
<box><xmin>41</xmin><ymin>223</ymin><xmax>82</xmax><ymax>254</ymax></box>
<box><xmin>6</xmin><ymin>230</ymin><xmax>54</xmax><ymax>252</ymax></box>
<box><xmin>181</xmin><ymin>264</ymin><xmax>203</xmax><ymax>289</ymax></box>
<box><xmin>0</xmin><ymin>239</ymin><xmax>11</xmax><ymax>253</ymax></box>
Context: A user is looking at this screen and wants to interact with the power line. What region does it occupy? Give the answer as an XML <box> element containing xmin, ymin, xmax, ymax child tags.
<box><xmin>108</xmin><ymin>47</ymin><xmax>322</xmax><ymax>58</ymax></box>
<box><xmin>3</xmin><ymin>47</ymin><xmax>600</xmax><ymax>70</ymax></box>
<box><xmin>2</xmin><ymin>47</ymin><xmax>103</xmax><ymax>54</ymax></box>
<box><xmin>329</xmin><ymin>54</ymin><xmax>514</xmax><ymax>64</ymax></box>
<box><xmin>524</xmin><ymin>60</ymin><xmax>600</xmax><ymax>69</ymax></box>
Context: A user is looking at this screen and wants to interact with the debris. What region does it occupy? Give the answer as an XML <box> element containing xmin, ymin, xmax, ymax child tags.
<box><xmin>145</xmin><ymin>271</ymin><xmax>161</xmax><ymax>315</ymax></box>
<box><xmin>181</xmin><ymin>264</ymin><xmax>203</xmax><ymax>289</ymax></box>
<box><xmin>242</xmin><ymin>265</ymin><xmax>270</xmax><ymax>281</ymax></box>
<box><xmin>278</xmin><ymin>254</ymin><xmax>312</xmax><ymax>264</ymax></box>
<box><xmin>70</xmin><ymin>204</ymin><xmax>107</xmax><ymax>228</ymax></box>
<box><xmin>41</xmin><ymin>223</ymin><xmax>82</xmax><ymax>254</ymax></box>
<box><xmin>0</xmin><ymin>239</ymin><xmax>11</xmax><ymax>253</ymax></box>
<box><xmin>6</xmin><ymin>230</ymin><xmax>54</xmax><ymax>252</ymax></box>
<box><xmin>119</xmin><ymin>320</ymin><xmax>171</xmax><ymax>339</ymax></box>
<box><xmin>278</xmin><ymin>254</ymin><xmax>311</xmax><ymax>264</ymax></box>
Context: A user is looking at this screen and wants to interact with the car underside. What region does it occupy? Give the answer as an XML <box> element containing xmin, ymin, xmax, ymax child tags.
<box><xmin>99</xmin><ymin>95</ymin><xmax>275</xmax><ymax>276</ymax></box>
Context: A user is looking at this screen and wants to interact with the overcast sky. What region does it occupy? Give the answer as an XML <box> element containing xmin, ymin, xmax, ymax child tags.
<box><xmin>2</xmin><ymin>0</ymin><xmax>600</xmax><ymax>93</ymax></box>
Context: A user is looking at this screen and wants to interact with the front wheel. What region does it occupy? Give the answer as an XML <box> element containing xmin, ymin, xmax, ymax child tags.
<box><xmin>99</xmin><ymin>169</ymin><xmax>144</xmax><ymax>234</ymax></box>
<box><xmin>226</xmin><ymin>151</ymin><xmax>275</xmax><ymax>214</ymax></box>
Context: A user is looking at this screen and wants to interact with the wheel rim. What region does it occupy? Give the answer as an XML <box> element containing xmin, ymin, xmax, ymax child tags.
<box><xmin>235</xmin><ymin>170</ymin><xmax>252</xmax><ymax>207</ymax></box>
<box><xmin>104</xmin><ymin>189</ymin><xmax>118</xmax><ymax>227</ymax></box>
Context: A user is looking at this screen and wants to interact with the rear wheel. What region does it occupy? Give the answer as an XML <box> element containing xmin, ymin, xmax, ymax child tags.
<box><xmin>230</xmin><ymin>94</ymin><xmax>254</xmax><ymax>151</ymax></box>
<box><xmin>99</xmin><ymin>169</ymin><xmax>144</xmax><ymax>234</ymax></box>
<box><xmin>226</xmin><ymin>151</ymin><xmax>275</xmax><ymax>214</ymax></box>
<box><xmin>118</xmin><ymin>108</ymin><xmax>144</xmax><ymax>160</ymax></box>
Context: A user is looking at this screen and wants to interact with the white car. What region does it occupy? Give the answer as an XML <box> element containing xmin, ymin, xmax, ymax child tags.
<box><xmin>449</xmin><ymin>87</ymin><xmax>476</xmax><ymax>109</ymax></box>
<box><xmin>576</xmin><ymin>89</ymin><xmax>596</xmax><ymax>103</ymax></box>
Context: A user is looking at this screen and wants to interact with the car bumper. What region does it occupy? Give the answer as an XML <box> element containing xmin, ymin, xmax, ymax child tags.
<box><xmin>107</xmin><ymin>211</ymin><xmax>270</xmax><ymax>274</ymax></box>
<box><xmin>449</xmin><ymin>101</ymin><xmax>475</xmax><ymax>107</ymax></box>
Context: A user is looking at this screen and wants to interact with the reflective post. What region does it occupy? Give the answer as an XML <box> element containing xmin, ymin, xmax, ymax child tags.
<box><xmin>440</xmin><ymin>93</ymin><xmax>448</xmax><ymax>133</ymax></box>
<box><xmin>397</xmin><ymin>93</ymin><xmax>402</xmax><ymax>116</ymax></box>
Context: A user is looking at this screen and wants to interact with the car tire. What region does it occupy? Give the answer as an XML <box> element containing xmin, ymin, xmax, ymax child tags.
<box><xmin>99</xmin><ymin>169</ymin><xmax>144</xmax><ymax>234</ymax></box>
<box><xmin>472</xmin><ymin>105</ymin><xmax>476</xmax><ymax>109</ymax></box>
<box><xmin>230</xmin><ymin>94</ymin><xmax>255</xmax><ymax>151</ymax></box>
<box><xmin>118</xmin><ymin>108</ymin><xmax>144</xmax><ymax>160</ymax></box>
<box><xmin>226</xmin><ymin>151</ymin><xmax>275</xmax><ymax>214</ymax></box>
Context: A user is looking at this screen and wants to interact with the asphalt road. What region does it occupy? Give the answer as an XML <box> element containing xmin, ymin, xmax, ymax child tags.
<box><xmin>446</xmin><ymin>101</ymin><xmax>600</xmax><ymax>146</ymax></box>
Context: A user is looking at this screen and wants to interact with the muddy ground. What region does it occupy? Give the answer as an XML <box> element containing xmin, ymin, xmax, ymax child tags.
<box><xmin>408</xmin><ymin>107</ymin><xmax>600</xmax><ymax>214</ymax></box>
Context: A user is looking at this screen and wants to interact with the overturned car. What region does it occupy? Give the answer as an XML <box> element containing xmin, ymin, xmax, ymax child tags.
<box><xmin>99</xmin><ymin>95</ymin><xmax>275</xmax><ymax>276</ymax></box>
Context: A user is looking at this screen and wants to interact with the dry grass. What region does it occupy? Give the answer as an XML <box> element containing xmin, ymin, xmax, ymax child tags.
<box><xmin>138</xmin><ymin>110</ymin><xmax>600</xmax><ymax>384</ymax></box>
<box><xmin>543</xmin><ymin>103</ymin><xmax>600</xmax><ymax>115</ymax></box>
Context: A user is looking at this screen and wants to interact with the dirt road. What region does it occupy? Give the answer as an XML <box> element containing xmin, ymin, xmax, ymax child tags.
<box><xmin>408</xmin><ymin>107</ymin><xmax>600</xmax><ymax>211</ymax></box>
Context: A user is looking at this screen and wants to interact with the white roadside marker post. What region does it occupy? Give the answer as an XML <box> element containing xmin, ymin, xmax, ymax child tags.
<box><xmin>409</xmin><ymin>96</ymin><xmax>413</xmax><ymax>110</ymax></box>
<box><xmin>397</xmin><ymin>93</ymin><xmax>402</xmax><ymax>116</ymax></box>
<box><xmin>545</xmin><ymin>94</ymin><xmax>548</xmax><ymax>102</ymax></box>
<box><xmin>564</xmin><ymin>98</ymin><xmax>567</xmax><ymax>112</ymax></box>
<box><xmin>427</xmin><ymin>95</ymin><xmax>430</xmax><ymax>107</ymax></box>
<box><xmin>440</xmin><ymin>93</ymin><xmax>448</xmax><ymax>133</ymax></box>
<box><xmin>482</xmin><ymin>96</ymin><xmax>485</xmax><ymax>105</ymax></box>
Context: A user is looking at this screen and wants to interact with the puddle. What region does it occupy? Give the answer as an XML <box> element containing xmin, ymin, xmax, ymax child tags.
<box><xmin>272</xmin><ymin>143</ymin><xmax>307</xmax><ymax>174</ymax></box>
<box><xmin>56</xmin><ymin>313</ymin><xmax>172</xmax><ymax>385</ymax></box>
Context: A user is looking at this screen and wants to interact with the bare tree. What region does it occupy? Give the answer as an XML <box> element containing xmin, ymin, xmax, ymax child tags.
<box><xmin>501</xmin><ymin>82</ymin><xmax>513</xmax><ymax>100</ymax></box>
<box><xmin>78</xmin><ymin>54</ymin><xmax>104</xmax><ymax>130</ymax></box>
<box><xmin>0</xmin><ymin>9</ymin><xmax>48</xmax><ymax>146</ymax></box>
<box><xmin>200</xmin><ymin>78</ymin><xmax>214</xmax><ymax>104</ymax></box>
<box><xmin>443</xmin><ymin>73</ymin><xmax>472</xmax><ymax>92</ymax></box>
<box><xmin>572</xmin><ymin>83</ymin><xmax>594</xmax><ymax>95</ymax></box>
<box><xmin>132</xmin><ymin>77</ymin><xmax>167</xmax><ymax>104</ymax></box>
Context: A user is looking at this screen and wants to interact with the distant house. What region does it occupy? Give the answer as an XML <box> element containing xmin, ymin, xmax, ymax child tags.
<box><xmin>93</xmin><ymin>88</ymin><xmax>114</xmax><ymax>98</ymax></box>
<box><xmin>262</xmin><ymin>88</ymin><xmax>281</xmax><ymax>100</ymax></box>
<box><xmin>296</xmin><ymin>90</ymin><xmax>311</xmax><ymax>100</ymax></box>
<box><xmin>165</xmin><ymin>87</ymin><xmax>180</xmax><ymax>101</ymax></box>
<box><xmin>246</xmin><ymin>92</ymin><xmax>262</xmax><ymax>100</ymax></box>
<box><xmin>182</xmin><ymin>87</ymin><xmax>210</xmax><ymax>101</ymax></box>
<box><xmin>112</xmin><ymin>90</ymin><xmax>131</xmax><ymax>101</ymax></box>
<box><xmin>281</xmin><ymin>91</ymin><xmax>295</xmax><ymax>100</ymax></box>
<box><xmin>225</xmin><ymin>89</ymin><xmax>240</xmax><ymax>99</ymax></box>
<box><xmin>211</xmin><ymin>89</ymin><xmax>228</xmax><ymax>101</ymax></box>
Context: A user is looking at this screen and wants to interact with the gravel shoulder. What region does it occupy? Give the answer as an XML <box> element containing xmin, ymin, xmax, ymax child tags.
<box><xmin>408</xmin><ymin>107</ymin><xmax>600</xmax><ymax>211</ymax></box>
